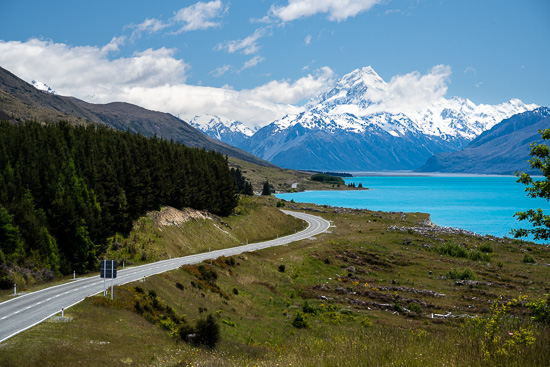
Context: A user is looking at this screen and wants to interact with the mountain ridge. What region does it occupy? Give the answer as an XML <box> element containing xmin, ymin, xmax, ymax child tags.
<box><xmin>0</xmin><ymin>66</ymin><xmax>273</xmax><ymax>167</ymax></box>
<box><xmin>417</xmin><ymin>107</ymin><xmax>550</xmax><ymax>174</ymax></box>
<box><xmin>233</xmin><ymin>66</ymin><xmax>537</xmax><ymax>170</ymax></box>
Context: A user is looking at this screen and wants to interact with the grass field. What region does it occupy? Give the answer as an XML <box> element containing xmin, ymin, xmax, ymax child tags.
<box><xmin>1</xmin><ymin>196</ymin><xmax>549</xmax><ymax>366</ymax></box>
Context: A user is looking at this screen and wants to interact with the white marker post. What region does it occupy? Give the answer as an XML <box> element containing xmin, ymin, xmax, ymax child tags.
<box><xmin>103</xmin><ymin>261</ymin><xmax>106</xmax><ymax>296</ymax></box>
<box><xmin>73</xmin><ymin>270</ymin><xmax>75</xmax><ymax>280</ymax></box>
<box><xmin>61</xmin><ymin>307</ymin><xmax>64</xmax><ymax>320</ymax></box>
<box><xmin>111</xmin><ymin>260</ymin><xmax>114</xmax><ymax>301</ymax></box>
<box><xmin>13</xmin><ymin>283</ymin><xmax>16</xmax><ymax>295</ymax></box>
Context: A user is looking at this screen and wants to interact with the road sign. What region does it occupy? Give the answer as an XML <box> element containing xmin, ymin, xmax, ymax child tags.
<box><xmin>100</xmin><ymin>260</ymin><xmax>117</xmax><ymax>278</ymax></box>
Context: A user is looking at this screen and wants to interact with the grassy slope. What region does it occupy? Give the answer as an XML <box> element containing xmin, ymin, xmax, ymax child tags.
<box><xmin>229</xmin><ymin>157</ymin><xmax>358</xmax><ymax>193</ymax></box>
<box><xmin>1</xmin><ymin>198</ymin><xmax>549</xmax><ymax>366</ymax></box>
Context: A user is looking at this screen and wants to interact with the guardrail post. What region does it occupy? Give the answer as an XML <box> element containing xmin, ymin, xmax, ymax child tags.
<box><xmin>14</xmin><ymin>283</ymin><xmax>16</xmax><ymax>295</ymax></box>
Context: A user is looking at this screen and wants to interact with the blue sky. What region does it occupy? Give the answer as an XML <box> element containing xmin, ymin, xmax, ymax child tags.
<box><xmin>0</xmin><ymin>0</ymin><xmax>548</xmax><ymax>127</ymax></box>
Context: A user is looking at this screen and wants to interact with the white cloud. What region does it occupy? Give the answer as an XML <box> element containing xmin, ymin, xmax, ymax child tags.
<box><xmin>101</xmin><ymin>36</ymin><xmax>127</xmax><ymax>54</ymax></box>
<box><xmin>0</xmin><ymin>39</ymin><xmax>189</xmax><ymax>98</ymax></box>
<box><xmin>270</xmin><ymin>0</ymin><xmax>381</xmax><ymax>22</ymax></box>
<box><xmin>126</xmin><ymin>18</ymin><xmax>169</xmax><ymax>41</ymax></box>
<box><xmin>0</xmin><ymin>38</ymin><xmax>333</xmax><ymax>127</ymax></box>
<box><xmin>172</xmin><ymin>0</ymin><xmax>227</xmax><ymax>33</ymax></box>
<box><xmin>242</xmin><ymin>55</ymin><xmax>265</xmax><ymax>70</ymax></box>
<box><xmin>210</xmin><ymin>64</ymin><xmax>231</xmax><ymax>77</ymax></box>
<box><xmin>365</xmin><ymin>65</ymin><xmax>452</xmax><ymax>114</ymax></box>
<box><xmin>464</xmin><ymin>66</ymin><xmax>476</xmax><ymax>75</ymax></box>
<box><xmin>215</xmin><ymin>28</ymin><xmax>266</xmax><ymax>55</ymax></box>
<box><xmin>304</xmin><ymin>34</ymin><xmax>312</xmax><ymax>45</ymax></box>
<box><xmin>125</xmin><ymin>1</ymin><xmax>227</xmax><ymax>39</ymax></box>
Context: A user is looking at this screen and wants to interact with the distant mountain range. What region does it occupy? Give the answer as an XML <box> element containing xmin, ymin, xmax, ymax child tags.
<box><xmin>0</xmin><ymin>66</ymin><xmax>273</xmax><ymax>167</ymax></box>
<box><xmin>187</xmin><ymin>114</ymin><xmax>256</xmax><ymax>149</ymax></box>
<box><xmin>417</xmin><ymin>107</ymin><xmax>550</xmax><ymax>175</ymax></box>
<box><xmin>191</xmin><ymin>66</ymin><xmax>537</xmax><ymax>171</ymax></box>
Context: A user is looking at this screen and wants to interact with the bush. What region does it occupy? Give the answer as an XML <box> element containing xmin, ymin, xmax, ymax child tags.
<box><xmin>479</xmin><ymin>243</ymin><xmax>494</xmax><ymax>253</ymax></box>
<box><xmin>469</xmin><ymin>250</ymin><xmax>491</xmax><ymax>262</ymax></box>
<box><xmin>526</xmin><ymin>295</ymin><xmax>550</xmax><ymax>324</ymax></box>
<box><xmin>194</xmin><ymin>314</ymin><xmax>220</xmax><ymax>347</ymax></box>
<box><xmin>523</xmin><ymin>253</ymin><xmax>536</xmax><ymax>264</ymax></box>
<box><xmin>393</xmin><ymin>302</ymin><xmax>405</xmax><ymax>313</ymax></box>
<box><xmin>448</xmin><ymin>267</ymin><xmax>475</xmax><ymax>280</ymax></box>
<box><xmin>408</xmin><ymin>302</ymin><xmax>423</xmax><ymax>314</ymax></box>
<box><xmin>361</xmin><ymin>317</ymin><xmax>373</xmax><ymax>327</ymax></box>
<box><xmin>302</xmin><ymin>300</ymin><xmax>318</xmax><ymax>315</ymax></box>
<box><xmin>221</xmin><ymin>319</ymin><xmax>237</xmax><ymax>327</ymax></box>
<box><xmin>175</xmin><ymin>282</ymin><xmax>184</xmax><ymax>291</ymax></box>
<box><xmin>436</xmin><ymin>242</ymin><xmax>469</xmax><ymax>258</ymax></box>
<box><xmin>278</xmin><ymin>264</ymin><xmax>286</xmax><ymax>272</ymax></box>
<box><xmin>292</xmin><ymin>311</ymin><xmax>310</xmax><ymax>329</ymax></box>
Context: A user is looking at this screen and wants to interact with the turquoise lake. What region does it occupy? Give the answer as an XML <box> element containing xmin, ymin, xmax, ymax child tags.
<box><xmin>276</xmin><ymin>175</ymin><xmax>550</xmax><ymax>244</ymax></box>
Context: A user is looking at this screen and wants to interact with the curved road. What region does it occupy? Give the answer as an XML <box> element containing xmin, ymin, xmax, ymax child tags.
<box><xmin>0</xmin><ymin>210</ymin><xmax>330</xmax><ymax>343</ymax></box>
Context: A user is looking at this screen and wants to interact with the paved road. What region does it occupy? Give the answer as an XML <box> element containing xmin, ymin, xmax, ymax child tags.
<box><xmin>0</xmin><ymin>210</ymin><xmax>330</xmax><ymax>343</ymax></box>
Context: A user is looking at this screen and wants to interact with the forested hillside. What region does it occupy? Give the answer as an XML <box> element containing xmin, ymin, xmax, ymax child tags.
<box><xmin>0</xmin><ymin>121</ymin><xmax>237</xmax><ymax>283</ymax></box>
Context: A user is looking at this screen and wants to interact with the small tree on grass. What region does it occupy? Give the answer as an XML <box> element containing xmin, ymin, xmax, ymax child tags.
<box><xmin>194</xmin><ymin>314</ymin><xmax>220</xmax><ymax>347</ymax></box>
<box><xmin>292</xmin><ymin>311</ymin><xmax>309</xmax><ymax>328</ymax></box>
<box><xmin>262</xmin><ymin>180</ymin><xmax>271</xmax><ymax>196</ymax></box>
<box><xmin>512</xmin><ymin>128</ymin><xmax>550</xmax><ymax>240</ymax></box>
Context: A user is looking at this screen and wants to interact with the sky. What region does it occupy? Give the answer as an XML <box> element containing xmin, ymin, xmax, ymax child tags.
<box><xmin>0</xmin><ymin>0</ymin><xmax>548</xmax><ymax>128</ymax></box>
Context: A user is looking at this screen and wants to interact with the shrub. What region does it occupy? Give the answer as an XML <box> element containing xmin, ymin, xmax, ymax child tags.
<box><xmin>436</xmin><ymin>241</ymin><xmax>468</xmax><ymax>258</ymax></box>
<box><xmin>393</xmin><ymin>302</ymin><xmax>405</xmax><ymax>313</ymax></box>
<box><xmin>194</xmin><ymin>314</ymin><xmax>220</xmax><ymax>347</ymax></box>
<box><xmin>526</xmin><ymin>295</ymin><xmax>550</xmax><ymax>324</ymax></box>
<box><xmin>177</xmin><ymin>323</ymin><xmax>195</xmax><ymax>341</ymax></box>
<box><xmin>479</xmin><ymin>243</ymin><xmax>494</xmax><ymax>253</ymax></box>
<box><xmin>232</xmin><ymin>287</ymin><xmax>239</xmax><ymax>295</ymax></box>
<box><xmin>134</xmin><ymin>286</ymin><xmax>144</xmax><ymax>294</ymax></box>
<box><xmin>292</xmin><ymin>311</ymin><xmax>310</xmax><ymax>329</ymax></box>
<box><xmin>523</xmin><ymin>253</ymin><xmax>536</xmax><ymax>264</ymax></box>
<box><xmin>175</xmin><ymin>282</ymin><xmax>184</xmax><ymax>291</ymax></box>
<box><xmin>302</xmin><ymin>300</ymin><xmax>318</xmax><ymax>315</ymax></box>
<box><xmin>361</xmin><ymin>317</ymin><xmax>373</xmax><ymax>327</ymax></box>
<box><xmin>221</xmin><ymin>319</ymin><xmax>237</xmax><ymax>327</ymax></box>
<box><xmin>148</xmin><ymin>290</ymin><xmax>157</xmax><ymax>299</ymax></box>
<box><xmin>278</xmin><ymin>264</ymin><xmax>286</xmax><ymax>272</ymax></box>
<box><xmin>158</xmin><ymin>318</ymin><xmax>177</xmax><ymax>331</ymax></box>
<box><xmin>448</xmin><ymin>267</ymin><xmax>475</xmax><ymax>280</ymax></box>
<box><xmin>408</xmin><ymin>302</ymin><xmax>423</xmax><ymax>314</ymax></box>
<box><xmin>469</xmin><ymin>250</ymin><xmax>491</xmax><ymax>262</ymax></box>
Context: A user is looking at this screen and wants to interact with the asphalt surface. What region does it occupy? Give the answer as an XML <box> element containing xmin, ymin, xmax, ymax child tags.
<box><xmin>0</xmin><ymin>210</ymin><xmax>330</xmax><ymax>343</ymax></box>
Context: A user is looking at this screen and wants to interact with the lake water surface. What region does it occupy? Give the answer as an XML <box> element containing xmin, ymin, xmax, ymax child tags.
<box><xmin>276</xmin><ymin>175</ymin><xmax>550</xmax><ymax>244</ymax></box>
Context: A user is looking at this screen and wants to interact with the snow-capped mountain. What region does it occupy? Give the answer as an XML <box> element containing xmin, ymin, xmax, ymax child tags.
<box><xmin>187</xmin><ymin>115</ymin><xmax>256</xmax><ymax>149</ymax></box>
<box><xmin>240</xmin><ymin>66</ymin><xmax>537</xmax><ymax>171</ymax></box>
<box><xmin>31</xmin><ymin>80</ymin><xmax>56</xmax><ymax>94</ymax></box>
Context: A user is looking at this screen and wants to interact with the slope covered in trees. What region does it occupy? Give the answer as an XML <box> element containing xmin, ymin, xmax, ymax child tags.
<box><xmin>0</xmin><ymin>121</ymin><xmax>237</xmax><ymax>281</ymax></box>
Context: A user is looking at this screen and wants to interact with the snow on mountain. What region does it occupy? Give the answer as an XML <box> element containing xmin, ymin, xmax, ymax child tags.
<box><xmin>186</xmin><ymin>114</ymin><xmax>256</xmax><ymax>148</ymax></box>
<box><xmin>240</xmin><ymin>66</ymin><xmax>538</xmax><ymax>171</ymax></box>
<box><xmin>299</xmin><ymin>67</ymin><xmax>537</xmax><ymax>140</ymax></box>
<box><xmin>31</xmin><ymin>80</ymin><xmax>56</xmax><ymax>94</ymax></box>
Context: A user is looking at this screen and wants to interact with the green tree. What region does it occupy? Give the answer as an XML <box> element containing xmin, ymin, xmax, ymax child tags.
<box><xmin>261</xmin><ymin>180</ymin><xmax>271</xmax><ymax>196</ymax></box>
<box><xmin>512</xmin><ymin>129</ymin><xmax>550</xmax><ymax>240</ymax></box>
<box><xmin>194</xmin><ymin>314</ymin><xmax>220</xmax><ymax>347</ymax></box>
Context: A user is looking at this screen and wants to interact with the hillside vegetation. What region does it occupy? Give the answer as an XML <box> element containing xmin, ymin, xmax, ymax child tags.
<box><xmin>0</xmin><ymin>121</ymin><xmax>237</xmax><ymax>282</ymax></box>
<box><xmin>229</xmin><ymin>157</ymin><xmax>356</xmax><ymax>193</ymax></box>
<box><xmin>1</xmin><ymin>197</ymin><xmax>549</xmax><ymax>366</ymax></box>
